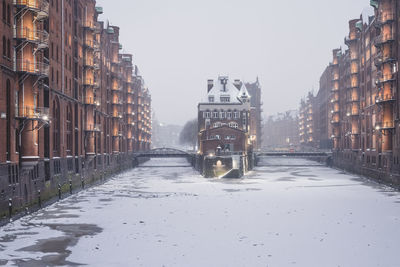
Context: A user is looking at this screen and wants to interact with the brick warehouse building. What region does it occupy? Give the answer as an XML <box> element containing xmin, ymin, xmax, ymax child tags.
<box><xmin>0</xmin><ymin>1</ymin><xmax>151</xmax><ymax>215</ymax></box>
<box><xmin>245</xmin><ymin>78</ymin><xmax>263</xmax><ymax>150</ymax></box>
<box><xmin>299</xmin><ymin>0</ymin><xmax>400</xmax><ymax>183</ymax></box>
<box><xmin>198</xmin><ymin>76</ymin><xmax>254</xmax><ymax>155</ymax></box>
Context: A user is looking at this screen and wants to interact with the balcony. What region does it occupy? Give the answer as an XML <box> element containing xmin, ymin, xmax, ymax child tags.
<box><xmin>112</xmin><ymin>112</ymin><xmax>123</xmax><ymax>119</ymax></box>
<box><xmin>330</xmin><ymin>98</ymin><xmax>339</xmax><ymax>103</ymax></box>
<box><xmin>377</xmin><ymin>74</ymin><xmax>396</xmax><ymax>85</ymax></box>
<box><xmin>374</xmin><ymin>33</ymin><xmax>395</xmax><ymax>47</ymax></box>
<box><xmin>83</xmin><ymin>97</ymin><xmax>100</xmax><ymax>106</ymax></box>
<box><xmin>374</xmin><ymin>53</ymin><xmax>396</xmax><ymax>67</ymax></box>
<box><xmin>331</xmin><ymin>76</ymin><xmax>340</xmax><ymax>82</ymax></box>
<box><xmin>16</xmin><ymin>60</ymin><xmax>49</xmax><ymax>76</ymax></box>
<box><xmin>331</xmin><ymin>119</ymin><xmax>340</xmax><ymax>125</ymax></box>
<box><xmin>112</xmin><ymin>132</ymin><xmax>123</xmax><ymax>137</ymax></box>
<box><xmin>85</xmin><ymin>124</ymin><xmax>101</xmax><ymax>132</ymax></box>
<box><xmin>83</xmin><ymin>21</ymin><xmax>96</xmax><ymax>31</ymax></box>
<box><xmin>14</xmin><ymin>0</ymin><xmax>49</xmax><ymax>19</ymax></box>
<box><xmin>15</xmin><ymin>106</ymin><xmax>49</xmax><ymax>121</ymax></box>
<box><xmin>345</xmin><ymin>35</ymin><xmax>358</xmax><ymax>46</ymax></box>
<box><xmin>376</xmin><ymin>121</ymin><xmax>395</xmax><ymax>130</ymax></box>
<box><xmin>347</xmin><ymin>97</ymin><xmax>359</xmax><ymax>103</ymax></box>
<box><xmin>375</xmin><ymin>93</ymin><xmax>395</xmax><ymax>104</ymax></box>
<box><xmin>83</xmin><ymin>39</ymin><xmax>95</xmax><ymax>49</ymax></box>
<box><xmin>14</xmin><ymin>27</ymin><xmax>49</xmax><ymax>47</ymax></box>
<box><xmin>376</xmin><ymin>12</ymin><xmax>395</xmax><ymax>27</ymax></box>
<box><xmin>112</xmin><ymin>99</ymin><xmax>123</xmax><ymax>106</ymax></box>
<box><xmin>83</xmin><ymin>79</ymin><xmax>94</xmax><ymax>87</ymax></box>
<box><xmin>83</xmin><ymin>58</ymin><xmax>94</xmax><ymax>68</ymax></box>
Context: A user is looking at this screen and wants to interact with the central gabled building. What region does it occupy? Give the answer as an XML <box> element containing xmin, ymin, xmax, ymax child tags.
<box><xmin>197</xmin><ymin>76</ymin><xmax>252</xmax><ymax>155</ymax></box>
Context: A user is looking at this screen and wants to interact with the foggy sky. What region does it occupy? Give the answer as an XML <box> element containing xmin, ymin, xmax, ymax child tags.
<box><xmin>96</xmin><ymin>0</ymin><xmax>373</xmax><ymax>125</ymax></box>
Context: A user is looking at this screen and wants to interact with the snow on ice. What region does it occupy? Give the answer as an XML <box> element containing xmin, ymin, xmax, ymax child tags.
<box><xmin>1</xmin><ymin>158</ymin><xmax>400</xmax><ymax>266</ymax></box>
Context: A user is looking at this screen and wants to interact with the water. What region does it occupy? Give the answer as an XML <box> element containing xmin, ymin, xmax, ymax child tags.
<box><xmin>0</xmin><ymin>158</ymin><xmax>400</xmax><ymax>267</ymax></box>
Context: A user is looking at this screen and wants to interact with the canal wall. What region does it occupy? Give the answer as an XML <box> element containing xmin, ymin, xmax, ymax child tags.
<box><xmin>0</xmin><ymin>153</ymin><xmax>149</xmax><ymax>223</ymax></box>
<box><xmin>332</xmin><ymin>152</ymin><xmax>400</xmax><ymax>189</ymax></box>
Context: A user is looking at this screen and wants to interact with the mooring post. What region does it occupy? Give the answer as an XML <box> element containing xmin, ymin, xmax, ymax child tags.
<box><xmin>58</xmin><ymin>184</ymin><xmax>61</xmax><ymax>200</ymax></box>
<box><xmin>8</xmin><ymin>198</ymin><xmax>12</xmax><ymax>219</ymax></box>
<box><xmin>81</xmin><ymin>178</ymin><xmax>85</xmax><ymax>189</ymax></box>
<box><xmin>69</xmin><ymin>179</ymin><xmax>73</xmax><ymax>194</ymax></box>
<box><xmin>38</xmin><ymin>190</ymin><xmax>41</xmax><ymax>208</ymax></box>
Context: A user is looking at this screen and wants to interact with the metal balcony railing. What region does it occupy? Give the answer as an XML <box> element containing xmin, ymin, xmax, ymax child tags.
<box><xmin>15</xmin><ymin>106</ymin><xmax>49</xmax><ymax>120</ymax></box>
<box><xmin>112</xmin><ymin>112</ymin><xmax>123</xmax><ymax>119</ymax></box>
<box><xmin>376</xmin><ymin>12</ymin><xmax>395</xmax><ymax>26</ymax></box>
<box><xmin>14</xmin><ymin>0</ymin><xmax>49</xmax><ymax>16</ymax></box>
<box><xmin>112</xmin><ymin>99</ymin><xmax>123</xmax><ymax>105</ymax></box>
<box><xmin>83</xmin><ymin>79</ymin><xmax>94</xmax><ymax>86</ymax></box>
<box><xmin>14</xmin><ymin>27</ymin><xmax>49</xmax><ymax>45</ymax></box>
<box><xmin>375</xmin><ymin>93</ymin><xmax>395</xmax><ymax>104</ymax></box>
<box><xmin>83</xmin><ymin>58</ymin><xmax>94</xmax><ymax>68</ymax></box>
<box><xmin>376</xmin><ymin>121</ymin><xmax>395</xmax><ymax>130</ymax></box>
<box><xmin>374</xmin><ymin>53</ymin><xmax>396</xmax><ymax>67</ymax></box>
<box><xmin>374</xmin><ymin>33</ymin><xmax>395</xmax><ymax>46</ymax></box>
<box><xmin>345</xmin><ymin>35</ymin><xmax>358</xmax><ymax>45</ymax></box>
<box><xmin>85</xmin><ymin>124</ymin><xmax>101</xmax><ymax>132</ymax></box>
<box><xmin>83</xmin><ymin>97</ymin><xmax>99</xmax><ymax>106</ymax></box>
<box><xmin>377</xmin><ymin>74</ymin><xmax>396</xmax><ymax>84</ymax></box>
<box><xmin>15</xmin><ymin>60</ymin><xmax>49</xmax><ymax>76</ymax></box>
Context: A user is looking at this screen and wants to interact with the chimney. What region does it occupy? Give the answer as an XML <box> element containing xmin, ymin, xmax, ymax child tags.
<box><xmin>207</xmin><ymin>80</ymin><xmax>214</xmax><ymax>93</ymax></box>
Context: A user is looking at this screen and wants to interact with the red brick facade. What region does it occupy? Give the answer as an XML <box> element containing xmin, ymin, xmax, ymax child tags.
<box><xmin>0</xmin><ymin>1</ymin><xmax>151</xmax><ymax>213</ymax></box>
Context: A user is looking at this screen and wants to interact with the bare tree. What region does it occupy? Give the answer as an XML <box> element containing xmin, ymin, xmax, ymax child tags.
<box><xmin>179</xmin><ymin>119</ymin><xmax>198</xmax><ymax>150</ymax></box>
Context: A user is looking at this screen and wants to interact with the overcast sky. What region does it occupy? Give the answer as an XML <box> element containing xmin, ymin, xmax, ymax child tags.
<box><xmin>96</xmin><ymin>0</ymin><xmax>373</xmax><ymax>125</ymax></box>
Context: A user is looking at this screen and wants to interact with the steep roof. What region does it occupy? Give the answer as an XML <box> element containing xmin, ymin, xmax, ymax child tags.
<box><xmin>202</xmin><ymin>76</ymin><xmax>252</xmax><ymax>104</ymax></box>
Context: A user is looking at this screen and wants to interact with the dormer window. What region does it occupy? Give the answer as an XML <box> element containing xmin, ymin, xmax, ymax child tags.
<box><xmin>221</xmin><ymin>96</ymin><xmax>230</xmax><ymax>103</ymax></box>
<box><xmin>209</xmin><ymin>96</ymin><xmax>214</xmax><ymax>102</ymax></box>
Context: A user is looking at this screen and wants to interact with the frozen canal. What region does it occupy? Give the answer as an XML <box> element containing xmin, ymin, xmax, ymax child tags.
<box><xmin>1</xmin><ymin>157</ymin><xmax>400</xmax><ymax>267</ymax></box>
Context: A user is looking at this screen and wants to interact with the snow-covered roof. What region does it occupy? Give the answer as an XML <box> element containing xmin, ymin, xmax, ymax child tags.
<box><xmin>202</xmin><ymin>76</ymin><xmax>251</xmax><ymax>104</ymax></box>
<box><xmin>238</xmin><ymin>82</ymin><xmax>250</xmax><ymax>100</ymax></box>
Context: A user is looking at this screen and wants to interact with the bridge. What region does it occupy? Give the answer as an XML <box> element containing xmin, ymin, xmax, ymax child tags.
<box><xmin>254</xmin><ymin>151</ymin><xmax>332</xmax><ymax>167</ymax></box>
<box><xmin>255</xmin><ymin>151</ymin><xmax>331</xmax><ymax>157</ymax></box>
<box><xmin>133</xmin><ymin>148</ymin><xmax>193</xmax><ymax>158</ymax></box>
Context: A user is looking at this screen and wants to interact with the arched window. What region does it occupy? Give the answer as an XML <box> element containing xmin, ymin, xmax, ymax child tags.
<box><xmin>7</xmin><ymin>38</ymin><xmax>10</xmax><ymax>58</ymax></box>
<box><xmin>2</xmin><ymin>36</ymin><xmax>5</xmax><ymax>56</ymax></box>
<box><xmin>2</xmin><ymin>1</ymin><xmax>6</xmax><ymax>21</ymax></box>
<box><xmin>66</xmin><ymin>104</ymin><xmax>72</xmax><ymax>154</ymax></box>
<box><xmin>52</xmin><ymin>98</ymin><xmax>60</xmax><ymax>156</ymax></box>
<box><xmin>6</xmin><ymin>4</ymin><xmax>10</xmax><ymax>24</ymax></box>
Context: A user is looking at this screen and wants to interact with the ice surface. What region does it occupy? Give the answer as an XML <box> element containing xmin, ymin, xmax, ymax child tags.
<box><xmin>1</xmin><ymin>157</ymin><xmax>400</xmax><ymax>266</ymax></box>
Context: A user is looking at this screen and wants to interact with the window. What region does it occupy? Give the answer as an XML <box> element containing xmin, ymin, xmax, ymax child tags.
<box><xmin>203</xmin><ymin>112</ymin><xmax>210</xmax><ymax>119</ymax></box>
<box><xmin>233</xmin><ymin>112</ymin><xmax>240</xmax><ymax>119</ymax></box>
<box><xmin>213</xmin><ymin>111</ymin><xmax>218</xmax><ymax>118</ymax></box>
<box><xmin>227</xmin><ymin>112</ymin><xmax>232</xmax><ymax>119</ymax></box>
<box><xmin>220</xmin><ymin>111</ymin><xmax>225</xmax><ymax>119</ymax></box>
<box><xmin>6</xmin><ymin>4</ymin><xmax>10</xmax><ymax>24</ymax></box>
<box><xmin>213</xmin><ymin>122</ymin><xmax>221</xmax><ymax>128</ymax></box>
<box><xmin>208</xmin><ymin>96</ymin><xmax>214</xmax><ymax>102</ymax></box>
<box><xmin>6</xmin><ymin>79</ymin><xmax>11</xmax><ymax>161</ymax></box>
<box><xmin>229</xmin><ymin>122</ymin><xmax>238</xmax><ymax>129</ymax></box>
<box><xmin>225</xmin><ymin>135</ymin><xmax>236</xmax><ymax>140</ymax></box>
<box><xmin>220</xmin><ymin>96</ymin><xmax>230</xmax><ymax>103</ymax></box>
<box><xmin>2</xmin><ymin>0</ymin><xmax>5</xmax><ymax>21</ymax></box>
<box><xmin>7</xmin><ymin>38</ymin><xmax>10</xmax><ymax>58</ymax></box>
<box><xmin>66</xmin><ymin>105</ymin><xmax>72</xmax><ymax>154</ymax></box>
<box><xmin>53</xmin><ymin>99</ymin><xmax>60</xmax><ymax>156</ymax></box>
<box><xmin>2</xmin><ymin>36</ymin><xmax>5</xmax><ymax>56</ymax></box>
